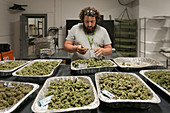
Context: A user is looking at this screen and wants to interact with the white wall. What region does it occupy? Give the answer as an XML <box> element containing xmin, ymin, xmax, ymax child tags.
<box><xmin>139</xmin><ymin>0</ymin><xmax>170</xmax><ymax>17</ymax></box>
<box><xmin>11</xmin><ymin>0</ymin><xmax>133</xmax><ymax>59</ymax></box>
<box><xmin>10</xmin><ymin>0</ymin><xmax>56</xmax><ymax>59</ymax></box>
<box><xmin>0</xmin><ymin>0</ymin><xmax>14</xmax><ymax>49</ymax></box>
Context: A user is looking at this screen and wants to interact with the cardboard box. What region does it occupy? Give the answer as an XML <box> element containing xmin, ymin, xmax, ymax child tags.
<box><xmin>40</xmin><ymin>48</ymin><xmax>51</xmax><ymax>58</ymax></box>
<box><xmin>34</xmin><ymin>37</ymin><xmax>55</xmax><ymax>57</ymax></box>
<box><xmin>35</xmin><ymin>42</ymin><xmax>50</xmax><ymax>56</ymax></box>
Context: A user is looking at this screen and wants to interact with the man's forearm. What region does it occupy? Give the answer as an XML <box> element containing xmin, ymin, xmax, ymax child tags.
<box><xmin>102</xmin><ymin>47</ymin><xmax>112</xmax><ymax>56</ymax></box>
<box><xmin>64</xmin><ymin>44</ymin><xmax>78</xmax><ymax>53</ymax></box>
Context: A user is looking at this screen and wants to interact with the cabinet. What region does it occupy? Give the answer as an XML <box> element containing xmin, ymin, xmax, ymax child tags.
<box><xmin>139</xmin><ymin>17</ymin><xmax>170</xmax><ymax>63</ymax></box>
<box><xmin>38</xmin><ymin>21</ymin><xmax>43</xmax><ymax>37</ymax></box>
<box><xmin>114</xmin><ymin>19</ymin><xmax>137</xmax><ymax>57</ymax></box>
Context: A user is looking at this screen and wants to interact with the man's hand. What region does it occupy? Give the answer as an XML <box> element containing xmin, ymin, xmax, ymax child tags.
<box><xmin>77</xmin><ymin>45</ymin><xmax>88</xmax><ymax>55</ymax></box>
<box><xmin>94</xmin><ymin>47</ymin><xmax>103</xmax><ymax>57</ymax></box>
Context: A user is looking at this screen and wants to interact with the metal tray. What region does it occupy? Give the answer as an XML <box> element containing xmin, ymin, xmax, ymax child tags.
<box><xmin>31</xmin><ymin>76</ymin><xmax>100</xmax><ymax>113</ymax></box>
<box><xmin>71</xmin><ymin>60</ymin><xmax>117</xmax><ymax>75</ymax></box>
<box><xmin>95</xmin><ymin>72</ymin><xmax>160</xmax><ymax>109</ymax></box>
<box><xmin>0</xmin><ymin>60</ymin><xmax>29</xmax><ymax>77</ymax></box>
<box><xmin>139</xmin><ymin>69</ymin><xmax>170</xmax><ymax>97</ymax></box>
<box><xmin>113</xmin><ymin>57</ymin><xmax>164</xmax><ymax>68</ymax></box>
<box><xmin>12</xmin><ymin>59</ymin><xmax>62</xmax><ymax>83</ymax></box>
<box><xmin>0</xmin><ymin>80</ymin><xmax>39</xmax><ymax>113</ymax></box>
<box><xmin>160</xmin><ymin>52</ymin><xmax>170</xmax><ymax>59</ymax></box>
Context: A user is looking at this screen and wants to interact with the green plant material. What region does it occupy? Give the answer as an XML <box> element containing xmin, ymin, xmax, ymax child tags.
<box><xmin>99</xmin><ymin>73</ymin><xmax>153</xmax><ymax>100</ymax></box>
<box><xmin>115</xmin><ymin>38</ymin><xmax>136</xmax><ymax>42</ymax></box>
<box><xmin>16</xmin><ymin>61</ymin><xmax>59</xmax><ymax>76</ymax></box>
<box><xmin>45</xmin><ymin>79</ymin><xmax>93</xmax><ymax>109</ymax></box>
<box><xmin>145</xmin><ymin>71</ymin><xmax>170</xmax><ymax>91</ymax></box>
<box><xmin>118</xmin><ymin>51</ymin><xmax>136</xmax><ymax>56</ymax></box>
<box><xmin>115</xmin><ymin>44</ymin><xmax>136</xmax><ymax>48</ymax></box>
<box><xmin>0</xmin><ymin>61</ymin><xmax>24</xmax><ymax>70</ymax></box>
<box><xmin>122</xmin><ymin>62</ymin><xmax>139</xmax><ymax>66</ymax></box>
<box><xmin>72</xmin><ymin>58</ymin><xmax>114</xmax><ymax>68</ymax></box>
<box><xmin>115</xmin><ymin>31</ymin><xmax>136</xmax><ymax>35</ymax></box>
<box><xmin>0</xmin><ymin>82</ymin><xmax>33</xmax><ymax>110</ymax></box>
<box><xmin>115</xmin><ymin>19</ymin><xmax>137</xmax><ymax>23</ymax></box>
<box><xmin>115</xmin><ymin>25</ymin><xmax>137</xmax><ymax>29</ymax></box>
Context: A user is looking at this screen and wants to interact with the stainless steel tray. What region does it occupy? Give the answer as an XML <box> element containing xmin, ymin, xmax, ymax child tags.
<box><xmin>113</xmin><ymin>57</ymin><xmax>164</xmax><ymax>68</ymax></box>
<box><xmin>12</xmin><ymin>59</ymin><xmax>62</xmax><ymax>83</ymax></box>
<box><xmin>31</xmin><ymin>76</ymin><xmax>100</xmax><ymax>113</ymax></box>
<box><xmin>0</xmin><ymin>60</ymin><xmax>29</xmax><ymax>77</ymax></box>
<box><xmin>160</xmin><ymin>52</ymin><xmax>170</xmax><ymax>59</ymax></box>
<box><xmin>95</xmin><ymin>72</ymin><xmax>160</xmax><ymax>109</ymax></box>
<box><xmin>139</xmin><ymin>69</ymin><xmax>170</xmax><ymax>97</ymax></box>
<box><xmin>71</xmin><ymin>59</ymin><xmax>117</xmax><ymax>74</ymax></box>
<box><xmin>0</xmin><ymin>80</ymin><xmax>39</xmax><ymax>113</ymax></box>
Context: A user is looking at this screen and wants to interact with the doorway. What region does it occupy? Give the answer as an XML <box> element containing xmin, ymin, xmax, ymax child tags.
<box><xmin>20</xmin><ymin>14</ymin><xmax>47</xmax><ymax>59</ymax></box>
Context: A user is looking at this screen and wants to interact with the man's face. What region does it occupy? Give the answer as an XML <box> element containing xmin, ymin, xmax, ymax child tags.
<box><xmin>83</xmin><ymin>15</ymin><xmax>96</xmax><ymax>33</ymax></box>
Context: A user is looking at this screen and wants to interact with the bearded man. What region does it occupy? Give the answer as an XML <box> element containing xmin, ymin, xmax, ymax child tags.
<box><xmin>64</xmin><ymin>7</ymin><xmax>112</xmax><ymax>61</ymax></box>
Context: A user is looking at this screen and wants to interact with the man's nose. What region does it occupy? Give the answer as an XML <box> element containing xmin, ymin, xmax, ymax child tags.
<box><xmin>88</xmin><ymin>22</ymin><xmax>92</xmax><ymax>26</ymax></box>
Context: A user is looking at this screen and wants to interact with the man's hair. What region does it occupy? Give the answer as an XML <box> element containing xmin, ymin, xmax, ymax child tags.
<box><xmin>79</xmin><ymin>7</ymin><xmax>101</xmax><ymax>23</ymax></box>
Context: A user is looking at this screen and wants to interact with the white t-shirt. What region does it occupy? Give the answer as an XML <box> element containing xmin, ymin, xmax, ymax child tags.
<box><xmin>66</xmin><ymin>23</ymin><xmax>112</xmax><ymax>61</ymax></box>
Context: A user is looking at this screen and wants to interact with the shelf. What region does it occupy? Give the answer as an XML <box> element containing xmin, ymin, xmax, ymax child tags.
<box><xmin>115</xmin><ymin>25</ymin><xmax>137</xmax><ymax>29</ymax></box>
<box><xmin>140</xmin><ymin>17</ymin><xmax>170</xmax><ymax>20</ymax></box>
<box><xmin>115</xmin><ymin>38</ymin><xmax>136</xmax><ymax>42</ymax></box>
<box><xmin>140</xmin><ymin>27</ymin><xmax>170</xmax><ymax>30</ymax></box>
<box><xmin>115</xmin><ymin>31</ymin><xmax>137</xmax><ymax>35</ymax></box>
<box><xmin>115</xmin><ymin>19</ymin><xmax>137</xmax><ymax>23</ymax></box>
<box><xmin>115</xmin><ymin>44</ymin><xmax>136</xmax><ymax>49</ymax></box>
<box><xmin>114</xmin><ymin>18</ymin><xmax>137</xmax><ymax>57</ymax></box>
<box><xmin>139</xmin><ymin>17</ymin><xmax>170</xmax><ymax>59</ymax></box>
<box><xmin>117</xmin><ymin>51</ymin><xmax>137</xmax><ymax>56</ymax></box>
<box><xmin>139</xmin><ymin>51</ymin><xmax>159</xmax><ymax>54</ymax></box>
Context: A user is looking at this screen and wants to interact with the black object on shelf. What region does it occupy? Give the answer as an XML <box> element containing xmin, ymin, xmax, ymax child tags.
<box><xmin>9</xmin><ymin>4</ymin><xmax>27</xmax><ymax>11</ymax></box>
<box><xmin>0</xmin><ymin>44</ymin><xmax>10</xmax><ymax>52</ymax></box>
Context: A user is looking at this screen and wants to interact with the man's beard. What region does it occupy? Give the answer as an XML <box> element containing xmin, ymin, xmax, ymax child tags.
<box><xmin>83</xmin><ymin>24</ymin><xmax>97</xmax><ymax>34</ymax></box>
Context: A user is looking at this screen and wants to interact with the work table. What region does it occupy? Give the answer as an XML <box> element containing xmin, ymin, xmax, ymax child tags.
<box><xmin>0</xmin><ymin>64</ymin><xmax>169</xmax><ymax>113</ymax></box>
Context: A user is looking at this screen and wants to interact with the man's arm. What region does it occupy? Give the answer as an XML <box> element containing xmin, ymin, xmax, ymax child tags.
<box><xmin>64</xmin><ymin>40</ymin><xmax>78</xmax><ymax>53</ymax></box>
<box><xmin>64</xmin><ymin>40</ymin><xmax>88</xmax><ymax>54</ymax></box>
<box><xmin>94</xmin><ymin>44</ymin><xmax>112</xmax><ymax>57</ymax></box>
<box><xmin>102</xmin><ymin>44</ymin><xmax>112</xmax><ymax>56</ymax></box>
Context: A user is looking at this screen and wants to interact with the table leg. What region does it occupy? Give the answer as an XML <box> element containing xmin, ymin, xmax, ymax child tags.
<box><xmin>166</xmin><ymin>59</ymin><xmax>168</xmax><ymax>68</ymax></box>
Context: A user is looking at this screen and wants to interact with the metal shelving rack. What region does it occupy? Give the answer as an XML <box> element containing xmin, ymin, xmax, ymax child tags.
<box><xmin>139</xmin><ymin>17</ymin><xmax>170</xmax><ymax>63</ymax></box>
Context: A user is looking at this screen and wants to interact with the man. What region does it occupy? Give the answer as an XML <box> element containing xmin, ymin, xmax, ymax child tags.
<box><xmin>64</xmin><ymin>7</ymin><xmax>112</xmax><ymax>61</ymax></box>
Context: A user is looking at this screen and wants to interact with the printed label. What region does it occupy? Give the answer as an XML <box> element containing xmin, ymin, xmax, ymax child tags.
<box><xmin>101</xmin><ymin>89</ymin><xmax>115</xmax><ymax>99</ymax></box>
<box><xmin>39</xmin><ymin>95</ymin><xmax>54</xmax><ymax>107</ymax></box>
<box><xmin>78</xmin><ymin>64</ymin><xmax>87</xmax><ymax>68</ymax></box>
